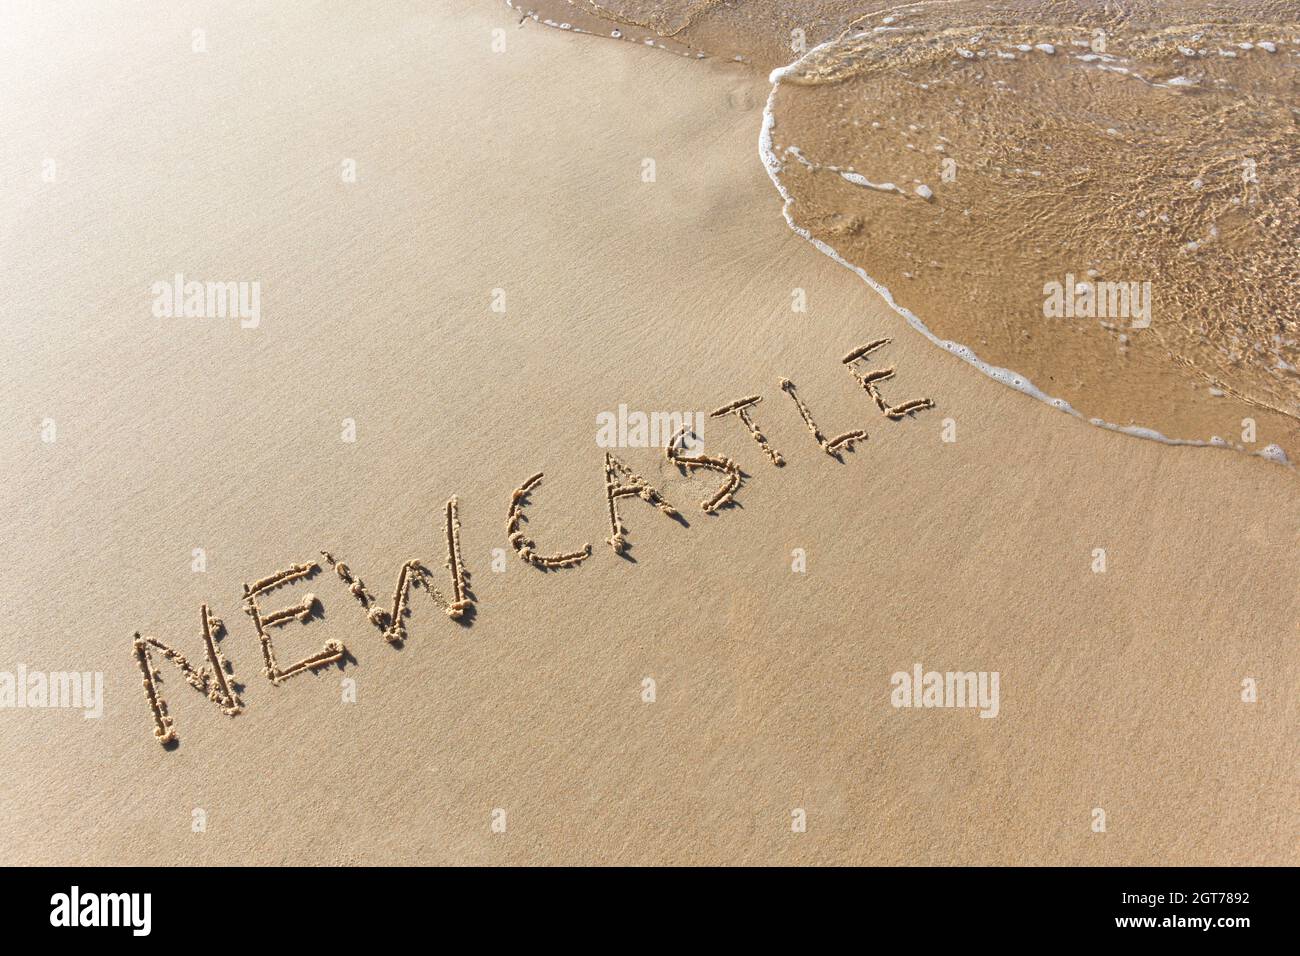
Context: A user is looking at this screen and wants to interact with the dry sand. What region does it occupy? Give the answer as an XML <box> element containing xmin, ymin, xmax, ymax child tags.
<box><xmin>0</xmin><ymin>0</ymin><xmax>1295</xmax><ymax>865</ymax></box>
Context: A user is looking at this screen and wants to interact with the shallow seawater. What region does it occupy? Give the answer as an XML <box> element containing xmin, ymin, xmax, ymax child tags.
<box><xmin>511</xmin><ymin>1</ymin><xmax>1300</xmax><ymax>461</ymax></box>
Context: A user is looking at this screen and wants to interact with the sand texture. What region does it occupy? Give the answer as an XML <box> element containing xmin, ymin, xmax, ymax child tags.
<box><xmin>0</xmin><ymin>0</ymin><xmax>1295</xmax><ymax>865</ymax></box>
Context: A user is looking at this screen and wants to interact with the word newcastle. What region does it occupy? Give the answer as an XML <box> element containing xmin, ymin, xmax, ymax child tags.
<box><xmin>133</xmin><ymin>339</ymin><xmax>933</xmax><ymax>746</ymax></box>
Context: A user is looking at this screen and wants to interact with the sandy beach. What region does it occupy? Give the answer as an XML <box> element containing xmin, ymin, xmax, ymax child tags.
<box><xmin>0</xmin><ymin>0</ymin><xmax>1295</xmax><ymax>865</ymax></box>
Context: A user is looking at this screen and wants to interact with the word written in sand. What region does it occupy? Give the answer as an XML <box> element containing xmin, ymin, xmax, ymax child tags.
<box><xmin>132</xmin><ymin>339</ymin><xmax>932</xmax><ymax>746</ymax></box>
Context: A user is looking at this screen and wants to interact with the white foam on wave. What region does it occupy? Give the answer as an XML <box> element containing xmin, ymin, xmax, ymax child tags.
<box><xmin>759</xmin><ymin>35</ymin><xmax>1291</xmax><ymax>467</ymax></box>
<box><xmin>840</xmin><ymin>170</ymin><xmax>903</xmax><ymax>193</ymax></box>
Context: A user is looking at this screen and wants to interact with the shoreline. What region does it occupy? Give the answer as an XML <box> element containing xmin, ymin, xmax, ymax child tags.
<box><xmin>514</xmin><ymin>0</ymin><xmax>1300</xmax><ymax>468</ymax></box>
<box><xmin>759</xmin><ymin>47</ymin><xmax>1292</xmax><ymax>468</ymax></box>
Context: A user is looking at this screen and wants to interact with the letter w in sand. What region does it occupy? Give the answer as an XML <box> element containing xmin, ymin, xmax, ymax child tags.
<box><xmin>321</xmin><ymin>496</ymin><xmax>473</xmax><ymax>643</ymax></box>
